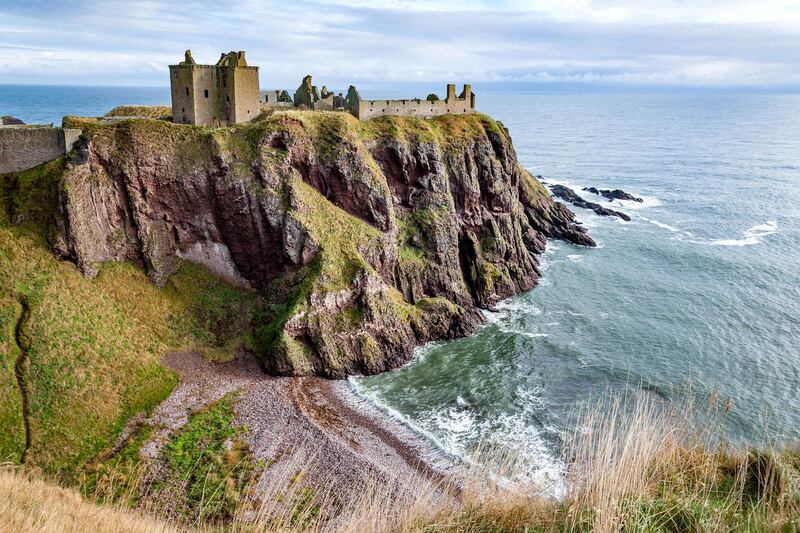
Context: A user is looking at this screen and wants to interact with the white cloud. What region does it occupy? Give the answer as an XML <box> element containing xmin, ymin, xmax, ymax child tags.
<box><xmin>0</xmin><ymin>0</ymin><xmax>798</xmax><ymax>87</ymax></box>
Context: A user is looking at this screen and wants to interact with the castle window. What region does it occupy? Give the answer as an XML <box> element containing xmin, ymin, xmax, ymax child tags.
<box><xmin>226</xmin><ymin>96</ymin><xmax>230</xmax><ymax>102</ymax></box>
<box><xmin>181</xmin><ymin>107</ymin><xmax>185</xmax><ymax>113</ymax></box>
<box><xmin>204</xmin><ymin>89</ymin><xmax>209</xmax><ymax>98</ymax></box>
<box><xmin>185</xmin><ymin>87</ymin><xmax>189</xmax><ymax>96</ymax></box>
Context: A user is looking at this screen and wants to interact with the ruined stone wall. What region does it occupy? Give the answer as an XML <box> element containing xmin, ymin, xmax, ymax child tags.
<box><xmin>355</xmin><ymin>84</ymin><xmax>475</xmax><ymax>120</ymax></box>
<box><xmin>232</xmin><ymin>67</ymin><xmax>260</xmax><ymax>124</ymax></box>
<box><xmin>170</xmin><ymin>65</ymin><xmax>198</xmax><ymax>125</ymax></box>
<box><xmin>262</xmin><ymin>90</ymin><xmax>281</xmax><ymax>103</ymax></box>
<box><xmin>0</xmin><ymin>126</ymin><xmax>81</xmax><ymax>174</ymax></box>
<box><xmin>192</xmin><ymin>67</ymin><xmax>223</xmax><ymax>127</ymax></box>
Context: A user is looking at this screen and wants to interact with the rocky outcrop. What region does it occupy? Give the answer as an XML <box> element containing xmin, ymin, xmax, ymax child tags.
<box><xmin>549</xmin><ymin>184</ymin><xmax>631</xmax><ymax>222</ymax></box>
<box><xmin>51</xmin><ymin>112</ymin><xmax>592</xmax><ymax>378</ymax></box>
<box><xmin>583</xmin><ymin>186</ymin><xmax>643</xmax><ymax>203</ymax></box>
<box><xmin>1</xmin><ymin>116</ymin><xmax>25</xmax><ymax>125</ymax></box>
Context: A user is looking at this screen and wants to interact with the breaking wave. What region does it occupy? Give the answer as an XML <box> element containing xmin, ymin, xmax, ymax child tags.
<box><xmin>709</xmin><ymin>221</ymin><xmax>778</xmax><ymax>247</ymax></box>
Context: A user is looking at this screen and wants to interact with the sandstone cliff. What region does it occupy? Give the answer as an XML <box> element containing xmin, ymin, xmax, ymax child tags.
<box><xmin>52</xmin><ymin>111</ymin><xmax>592</xmax><ymax>377</ymax></box>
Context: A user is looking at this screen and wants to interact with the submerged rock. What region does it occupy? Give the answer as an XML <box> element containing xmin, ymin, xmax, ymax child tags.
<box><xmin>550</xmin><ymin>184</ymin><xmax>631</xmax><ymax>221</ymax></box>
<box><xmin>45</xmin><ymin>112</ymin><xmax>593</xmax><ymax>377</ymax></box>
<box><xmin>583</xmin><ymin>186</ymin><xmax>643</xmax><ymax>203</ymax></box>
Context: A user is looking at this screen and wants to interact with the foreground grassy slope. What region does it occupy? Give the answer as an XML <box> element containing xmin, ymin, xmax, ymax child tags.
<box><xmin>0</xmin><ymin>159</ymin><xmax>261</xmax><ymax>478</ymax></box>
<box><xmin>0</xmin><ymin>467</ymin><xmax>180</xmax><ymax>533</ymax></box>
<box><xmin>2</xmin><ymin>394</ymin><xmax>799</xmax><ymax>532</ymax></box>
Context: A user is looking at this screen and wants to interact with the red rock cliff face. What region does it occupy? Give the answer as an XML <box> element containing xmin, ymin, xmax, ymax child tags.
<box><xmin>54</xmin><ymin>112</ymin><xmax>593</xmax><ymax>378</ymax></box>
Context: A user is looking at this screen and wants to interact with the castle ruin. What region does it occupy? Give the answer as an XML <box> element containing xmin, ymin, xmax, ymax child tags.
<box><xmin>168</xmin><ymin>51</ymin><xmax>475</xmax><ymax>124</ymax></box>
<box><xmin>346</xmin><ymin>84</ymin><xmax>475</xmax><ymax>120</ymax></box>
<box><xmin>169</xmin><ymin>50</ymin><xmax>260</xmax><ymax>126</ymax></box>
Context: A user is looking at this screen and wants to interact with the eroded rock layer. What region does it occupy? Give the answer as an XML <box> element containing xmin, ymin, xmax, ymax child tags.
<box><xmin>53</xmin><ymin>111</ymin><xmax>592</xmax><ymax>377</ymax></box>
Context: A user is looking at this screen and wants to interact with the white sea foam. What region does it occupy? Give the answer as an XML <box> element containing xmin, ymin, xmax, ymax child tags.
<box><xmin>567</xmin><ymin>254</ymin><xmax>583</xmax><ymax>263</ymax></box>
<box><xmin>516</xmin><ymin>331</ymin><xmax>549</xmax><ymax>339</ymax></box>
<box><xmin>347</xmin><ymin>378</ymin><xmax>566</xmax><ymax>498</ymax></box>
<box><xmin>710</xmin><ymin>221</ymin><xmax>778</xmax><ymax>247</ymax></box>
<box><xmin>641</xmin><ymin>216</ymin><xmax>680</xmax><ymax>232</ymax></box>
<box><xmin>613</xmin><ymin>195</ymin><xmax>661</xmax><ymax>209</ymax></box>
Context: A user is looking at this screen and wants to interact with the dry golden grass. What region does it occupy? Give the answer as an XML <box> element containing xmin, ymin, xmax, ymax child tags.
<box><xmin>0</xmin><ymin>465</ymin><xmax>183</xmax><ymax>533</ymax></box>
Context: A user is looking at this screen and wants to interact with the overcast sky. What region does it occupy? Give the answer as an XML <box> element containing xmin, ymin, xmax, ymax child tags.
<box><xmin>1</xmin><ymin>0</ymin><xmax>800</xmax><ymax>89</ymax></box>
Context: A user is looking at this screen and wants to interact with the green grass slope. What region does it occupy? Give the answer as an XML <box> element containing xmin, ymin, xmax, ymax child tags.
<box><xmin>0</xmin><ymin>158</ymin><xmax>261</xmax><ymax>479</ymax></box>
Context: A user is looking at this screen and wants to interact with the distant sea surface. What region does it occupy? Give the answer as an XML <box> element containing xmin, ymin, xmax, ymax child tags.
<box><xmin>0</xmin><ymin>85</ymin><xmax>169</xmax><ymax>124</ymax></box>
<box><xmin>3</xmin><ymin>85</ymin><xmax>799</xmax><ymax>490</ymax></box>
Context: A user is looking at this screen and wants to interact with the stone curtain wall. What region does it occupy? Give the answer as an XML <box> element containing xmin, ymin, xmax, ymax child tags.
<box><xmin>0</xmin><ymin>127</ymin><xmax>81</xmax><ymax>174</ymax></box>
<box><xmin>357</xmin><ymin>97</ymin><xmax>472</xmax><ymax>120</ymax></box>
<box><xmin>355</xmin><ymin>84</ymin><xmax>474</xmax><ymax>120</ymax></box>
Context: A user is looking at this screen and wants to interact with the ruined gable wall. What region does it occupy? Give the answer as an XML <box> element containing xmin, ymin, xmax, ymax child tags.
<box><xmin>170</xmin><ymin>65</ymin><xmax>197</xmax><ymax>125</ymax></box>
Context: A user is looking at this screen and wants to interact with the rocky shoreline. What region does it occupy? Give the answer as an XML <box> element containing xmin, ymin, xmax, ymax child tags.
<box><xmin>549</xmin><ymin>184</ymin><xmax>631</xmax><ymax>221</ymax></box>
<box><xmin>131</xmin><ymin>351</ymin><xmax>459</xmax><ymax>521</ymax></box>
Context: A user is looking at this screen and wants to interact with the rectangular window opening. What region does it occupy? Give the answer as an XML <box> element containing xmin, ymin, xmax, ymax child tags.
<box><xmin>204</xmin><ymin>89</ymin><xmax>209</xmax><ymax>98</ymax></box>
<box><xmin>185</xmin><ymin>87</ymin><xmax>189</xmax><ymax>96</ymax></box>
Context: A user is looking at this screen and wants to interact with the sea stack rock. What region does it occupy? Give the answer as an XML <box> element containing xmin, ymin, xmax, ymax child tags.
<box><xmin>550</xmin><ymin>184</ymin><xmax>631</xmax><ymax>221</ymax></box>
<box><xmin>583</xmin><ymin>186</ymin><xmax>643</xmax><ymax>203</ymax></box>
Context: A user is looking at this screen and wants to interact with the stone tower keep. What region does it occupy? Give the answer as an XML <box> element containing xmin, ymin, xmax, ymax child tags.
<box><xmin>169</xmin><ymin>50</ymin><xmax>260</xmax><ymax>127</ymax></box>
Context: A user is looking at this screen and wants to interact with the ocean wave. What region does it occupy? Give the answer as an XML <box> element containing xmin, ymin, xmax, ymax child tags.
<box><xmin>347</xmin><ymin>378</ymin><xmax>566</xmax><ymax>497</ymax></box>
<box><xmin>641</xmin><ymin>216</ymin><xmax>680</xmax><ymax>232</ymax></box>
<box><xmin>710</xmin><ymin>221</ymin><xmax>778</xmax><ymax>247</ymax></box>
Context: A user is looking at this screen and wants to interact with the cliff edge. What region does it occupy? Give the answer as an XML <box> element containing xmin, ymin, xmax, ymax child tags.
<box><xmin>49</xmin><ymin>111</ymin><xmax>591</xmax><ymax>377</ymax></box>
